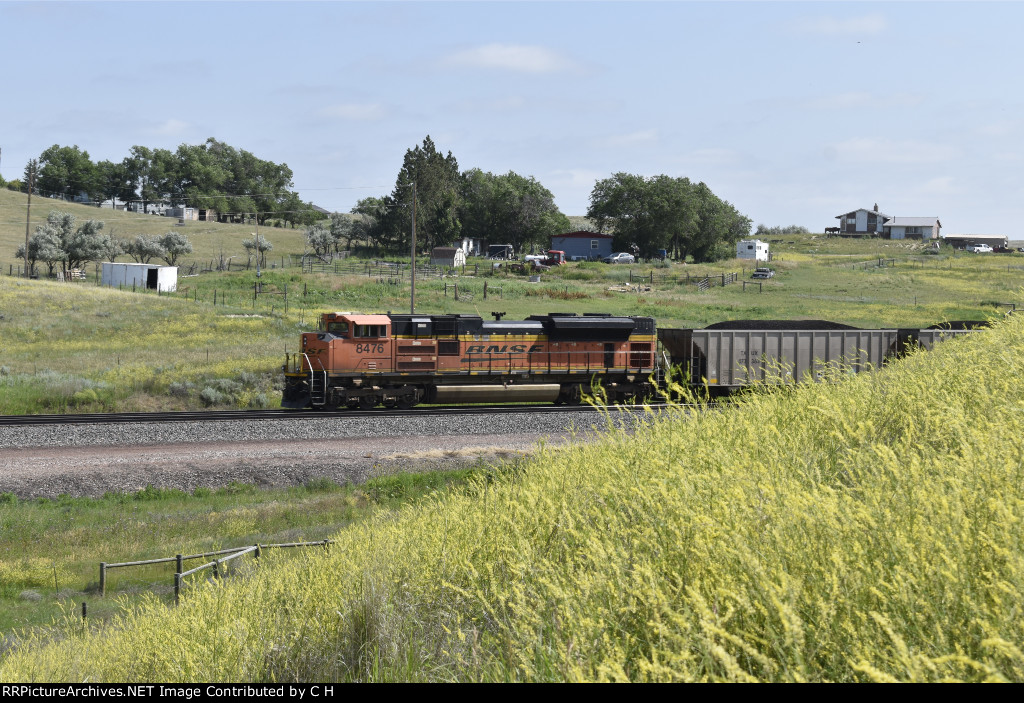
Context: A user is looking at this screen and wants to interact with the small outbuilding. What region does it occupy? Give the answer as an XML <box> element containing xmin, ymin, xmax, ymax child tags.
<box><xmin>550</xmin><ymin>231</ymin><xmax>614</xmax><ymax>261</ymax></box>
<box><xmin>941</xmin><ymin>234</ymin><xmax>1009</xmax><ymax>250</ymax></box>
<box><xmin>430</xmin><ymin>247</ymin><xmax>466</xmax><ymax>268</ymax></box>
<box><xmin>101</xmin><ymin>262</ymin><xmax>178</xmax><ymax>293</ymax></box>
<box><xmin>736</xmin><ymin>239</ymin><xmax>770</xmax><ymax>261</ymax></box>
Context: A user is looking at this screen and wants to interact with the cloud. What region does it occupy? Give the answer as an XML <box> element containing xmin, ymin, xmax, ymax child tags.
<box><xmin>791</xmin><ymin>14</ymin><xmax>888</xmax><ymax>36</ymax></box>
<box><xmin>145</xmin><ymin>119</ymin><xmax>190</xmax><ymax>137</ymax></box>
<box><xmin>317</xmin><ymin>103</ymin><xmax>386</xmax><ymax>121</ymax></box>
<box><xmin>830</xmin><ymin>137</ymin><xmax>956</xmax><ymax>164</ymax></box>
<box><xmin>441</xmin><ymin>44</ymin><xmax>577</xmax><ymax>73</ymax></box>
<box><xmin>452</xmin><ymin>96</ymin><xmax>529</xmax><ymax>113</ymax></box>
<box><xmin>805</xmin><ymin>92</ymin><xmax>925</xmax><ymax>111</ymax></box>
<box><xmin>914</xmin><ymin>176</ymin><xmax>958</xmax><ymax>196</ymax></box>
<box><xmin>596</xmin><ymin>130</ymin><xmax>658</xmax><ymax>148</ymax></box>
<box><xmin>684</xmin><ymin>148</ymin><xmax>740</xmax><ymax>166</ymax></box>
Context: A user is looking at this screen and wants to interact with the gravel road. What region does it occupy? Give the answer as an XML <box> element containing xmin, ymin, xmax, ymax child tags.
<box><xmin>0</xmin><ymin>409</ymin><xmax>636</xmax><ymax>499</ymax></box>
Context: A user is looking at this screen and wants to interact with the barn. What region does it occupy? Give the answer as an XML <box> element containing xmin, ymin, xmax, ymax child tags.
<box><xmin>101</xmin><ymin>262</ymin><xmax>178</xmax><ymax>292</ymax></box>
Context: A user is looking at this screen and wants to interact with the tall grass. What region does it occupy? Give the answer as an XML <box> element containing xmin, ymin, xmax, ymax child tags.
<box><xmin>3</xmin><ymin>315</ymin><xmax>1023</xmax><ymax>681</ymax></box>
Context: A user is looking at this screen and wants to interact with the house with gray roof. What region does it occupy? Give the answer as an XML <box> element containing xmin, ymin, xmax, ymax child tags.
<box><xmin>883</xmin><ymin>217</ymin><xmax>941</xmax><ymax>240</ymax></box>
<box><xmin>834</xmin><ymin>203</ymin><xmax>940</xmax><ymax>239</ymax></box>
<box><xmin>835</xmin><ymin>205</ymin><xmax>888</xmax><ymax>235</ymax></box>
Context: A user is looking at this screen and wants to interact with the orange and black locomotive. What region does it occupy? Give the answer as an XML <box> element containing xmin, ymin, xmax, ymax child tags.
<box><xmin>282</xmin><ymin>311</ymin><xmax>658</xmax><ymax>410</ymax></box>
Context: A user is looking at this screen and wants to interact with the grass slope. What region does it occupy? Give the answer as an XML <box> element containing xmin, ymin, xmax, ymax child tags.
<box><xmin>0</xmin><ymin>188</ymin><xmax>309</xmax><ymax>270</ymax></box>
<box><xmin>0</xmin><ymin>469</ymin><xmax>486</xmax><ymax>634</ymax></box>
<box><xmin>2</xmin><ymin>315</ymin><xmax>1022</xmax><ymax>681</ymax></box>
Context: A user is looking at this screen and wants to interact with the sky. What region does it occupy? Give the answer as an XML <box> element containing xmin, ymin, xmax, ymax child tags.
<box><xmin>1</xmin><ymin>0</ymin><xmax>1022</xmax><ymax>236</ymax></box>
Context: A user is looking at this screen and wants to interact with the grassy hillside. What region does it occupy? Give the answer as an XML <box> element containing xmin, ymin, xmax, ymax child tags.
<box><xmin>2</xmin><ymin>312</ymin><xmax>1022</xmax><ymax>682</ymax></box>
<box><xmin>0</xmin><ymin>275</ymin><xmax>296</xmax><ymax>413</ymax></box>
<box><xmin>0</xmin><ymin>188</ymin><xmax>310</xmax><ymax>268</ymax></box>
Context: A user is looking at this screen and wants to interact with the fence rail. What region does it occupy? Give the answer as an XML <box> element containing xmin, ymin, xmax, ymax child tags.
<box><xmin>99</xmin><ymin>540</ymin><xmax>333</xmax><ymax>606</ymax></box>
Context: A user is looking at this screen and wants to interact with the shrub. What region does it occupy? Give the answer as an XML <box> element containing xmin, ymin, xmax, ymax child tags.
<box><xmin>198</xmin><ymin>387</ymin><xmax>226</xmax><ymax>407</ymax></box>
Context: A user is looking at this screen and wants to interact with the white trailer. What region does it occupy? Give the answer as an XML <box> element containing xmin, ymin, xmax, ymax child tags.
<box><xmin>737</xmin><ymin>239</ymin><xmax>770</xmax><ymax>261</ymax></box>
<box><xmin>101</xmin><ymin>262</ymin><xmax>178</xmax><ymax>293</ymax></box>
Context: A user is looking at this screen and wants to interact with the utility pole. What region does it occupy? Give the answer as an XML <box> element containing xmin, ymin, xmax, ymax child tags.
<box><xmin>410</xmin><ymin>182</ymin><xmax>416</xmax><ymax>314</ymax></box>
<box><xmin>255</xmin><ymin>217</ymin><xmax>261</xmax><ymax>281</ymax></box>
<box><xmin>24</xmin><ymin>159</ymin><xmax>36</xmax><ymax>278</ymax></box>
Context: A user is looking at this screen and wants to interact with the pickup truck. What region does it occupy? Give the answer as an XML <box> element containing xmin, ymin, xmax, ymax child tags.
<box><xmin>751</xmin><ymin>268</ymin><xmax>775</xmax><ymax>279</ymax></box>
<box><xmin>967</xmin><ymin>244</ymin><xmax>993</xmax><ymax>253</ymax></box>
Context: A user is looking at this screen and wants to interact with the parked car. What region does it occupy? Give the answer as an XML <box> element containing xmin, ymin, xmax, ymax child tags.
<box><xmin>751</xmin><ymin>268</ymin><xmax>775</xmax><ymax>279</ymax></box>
<box><xmin>603</xmin><ymin>252</ymin><xmax>635</xmax><ymax>264</ymax></box>
<box><xmin>967</xmin><ymin>244</ymin><xmax>993</xmax><ymax>253</ymax></box>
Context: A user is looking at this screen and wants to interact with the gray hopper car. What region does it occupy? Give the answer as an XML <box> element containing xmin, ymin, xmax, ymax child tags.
<box><xmin>658</xmin><ymin>323</ymin><xmax>978</xmax><ymax>388</ymax></box>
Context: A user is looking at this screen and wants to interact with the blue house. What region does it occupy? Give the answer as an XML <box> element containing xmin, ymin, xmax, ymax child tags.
<box><xmin>550</xmin><ymin>231</ymin><xmax>614</xmax><ymax>261</ymax></box>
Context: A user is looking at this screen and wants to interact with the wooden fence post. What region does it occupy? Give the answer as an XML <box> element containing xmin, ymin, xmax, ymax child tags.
<box><xmin>99</xmin><ymin>563</ymin><xmax>106</xmax><ymax>597</ymax></box>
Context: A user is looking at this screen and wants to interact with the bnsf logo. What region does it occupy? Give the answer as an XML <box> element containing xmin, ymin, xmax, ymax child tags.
<box><xmin>465</xmin><ymin>344</ymin><xmax>544</xmax><ymax>354</ymax></box>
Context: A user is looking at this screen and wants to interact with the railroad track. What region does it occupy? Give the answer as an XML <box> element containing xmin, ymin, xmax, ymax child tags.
<box><xmin>0</xmin><ymin>403</ymin><xmax>671</xmax><ymax>427</ymax></box>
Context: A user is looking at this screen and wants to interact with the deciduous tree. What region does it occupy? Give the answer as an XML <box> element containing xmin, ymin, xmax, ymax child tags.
<box><xmin>37</xmin><ymin>145</ymin><xmax>98</xmax><ymax>201</ymax></box>
<box><xmin>157</xmin><ymin>231</ymin><xmax>193</xmax><ymax>266</ymax></box>
<box><xmin>460</xmin><ymin>169</ymin><xmax>570</xmax><ymax>253</ymax></box>
<box><xmin>125</xmin><ymin>234</ymin><xmax>166</xmax><ymax>264</ymax></box>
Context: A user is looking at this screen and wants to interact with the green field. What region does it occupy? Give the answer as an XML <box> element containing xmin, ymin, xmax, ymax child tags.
<box><xmin>0</xmin><ymin>468</ymin><xmax>491</xmax><ymax>637</ymax></box>
<box><xmin>2</xmin><ymin>308</ymin><xmax>1022</xmax><ymax>682</ymax></box>
<box><xmin>2</xmin><ymin>213</ymin><xmax>1022</xmax><ymax>414</ymax></box>
<box><xmin>2</xmin><ymin>209</ymin><xmax>1023</xmax><ymax>680</ymax></box>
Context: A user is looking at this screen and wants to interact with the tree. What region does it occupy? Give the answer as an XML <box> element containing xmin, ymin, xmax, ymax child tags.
<box><xmin>95</xmin><ymin>160</ymin><xmax>136</xmax><ymax>209</ymax></box>
<box><xmin>21</xmin><ymin>210</ymin><xmax>112</xmax><ymax>274</ymax></box>
<box><xmin>378</xmin><ymin>136</ymin><xmax>462</xmax><ymax>254</ymax></box>
<box><xmin>157</xmin><ymin>231</ymin><xmax>193</xmax><ymax>266</ymax></box>
<box><xmin>351</xmin><ymin>197</ymin><xmax>388</xmax><ymax>252</ymax></box>
<box><xmin>37</xmin><ymin>145</ymin><xmax>98</xmax><ymax>201</ymax></box>
<box><xmin>460</xmin><ymin>169</ymin><xmax>570</xmax><ymax>253</ymax></box>
<box><xmin>754</xmin><ymin>224</ymin><xmax>810</xmax><ymax>237</ymax></box>
<box><xmin>242</xmin><ymin>236</ymin><xmax>273</xmax><ymax>268</ymax></box>
<box><xmin>123</xmin><ymin>146</ymin><xmax>174</xmax><ymax>212</ymax></box>
<box><xmin>304</xmin><ymin>223</ymin><xmax>334</xmax><ymax>261</ymax></box>
<box><xmin>14</xmin><ymin>239</ymin><xmax>40</xmax><ymax>276</ymax></box>
<box><xmin>65</xmin><ymin>219</ymin><xmax>110</xmax><ymax>270</ymax></box>
<box><xmin>124</xmin><ymin>234</ymin><xmax>166</xmax><ymax>264</ymax></box>
<box><xmin>587</xmin><ymin>173</ymin><xmax>749</xmax><ymax>262</ymax></box>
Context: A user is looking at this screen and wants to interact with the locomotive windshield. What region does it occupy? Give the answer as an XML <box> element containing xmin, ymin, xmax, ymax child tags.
<box><xmin>327</xmin><ymin>322</ymin><xmax>349</xmax><ymax>337</ymax></box>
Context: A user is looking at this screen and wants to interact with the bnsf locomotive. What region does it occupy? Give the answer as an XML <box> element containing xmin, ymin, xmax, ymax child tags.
<box><xmin>282</xmin><ymin>311</ymin><xmax>658</xmax><ymax>410</ymax></box>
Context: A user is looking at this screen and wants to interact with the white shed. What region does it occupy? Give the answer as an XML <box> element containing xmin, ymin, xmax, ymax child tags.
<box><xmin>101</xmin><ymin>262</ymin><xmax>178</xmax><ymax>292</ymax></box>
<box><xmin>430</xmin><ymin>247</ymin><xmax>467</xmax><ymax>268</ymax></box>
<box><xmin>737</xmin><ymin>239</ymin><xmax>770</xmax><ymax>262</ymax></box>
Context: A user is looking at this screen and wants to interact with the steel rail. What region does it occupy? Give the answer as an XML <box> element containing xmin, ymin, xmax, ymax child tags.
<box><xmin>0</xmin><ymin>403</ymin><xmax>673</xmax><ymax>427</ymax></box>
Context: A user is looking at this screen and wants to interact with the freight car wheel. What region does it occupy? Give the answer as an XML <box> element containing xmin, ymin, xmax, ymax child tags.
<box><xmin>358</xmin><ymin>395</ymin><xmax>378</xmax><ymax>410</ymax></box>
<box><xmin>557</xmin><ymin>383</ymin><xmax>582</xmax><ymax>406</ymax></box>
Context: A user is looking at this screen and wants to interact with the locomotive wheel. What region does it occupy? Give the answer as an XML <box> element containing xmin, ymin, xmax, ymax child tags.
<box><xmin>395</xmin><ymin>392</ymin><xmax>418</xmax><ymax>410</ymax></box>
<box><xmin>358</xmin><ymin>395</ymin><xmax>378</xmax><ymax>410</ymax></box>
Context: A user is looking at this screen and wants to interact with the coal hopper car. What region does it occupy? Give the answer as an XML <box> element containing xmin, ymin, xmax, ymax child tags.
<box><xmin>658</xmin><ymin>320</ymin><xmax>979</xmax><ymax>389</ymax></box>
